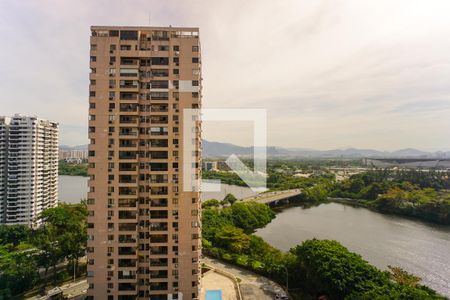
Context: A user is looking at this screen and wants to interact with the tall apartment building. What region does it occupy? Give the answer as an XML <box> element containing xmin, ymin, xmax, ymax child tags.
<box><xmin>87</xmin><ymin>26</ymin><xmax>202</xmax><ymax>300</ymax></box>
<box><xmin>0</xmin><ymin>115</ymin><xmax>59</xmax><ymax>226</ymax></box>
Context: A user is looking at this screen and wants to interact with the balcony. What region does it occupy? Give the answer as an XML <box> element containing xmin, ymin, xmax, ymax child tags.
<box><xmin>149</xmin><ymin>151</ymin><xmax>168</xmax><ymax>159</ymax></box>
<box><xmin>118</xmin><ymin>247</ymin><xmax>137</xmax><ymax>256</ymax></box>
<box><xmin>150</xmin><ymin>127</ymin><xmax>168</xmax><ymax>136</ymax></box>
<box><xmin>119</xmin><ymin>163</ymin><xmax>137</xmax><ymax>172</ymax></box>
<box><xmin>149</xmin><ymin>163</ymin><xmax>168</xmax><ymax>172</ymax></box>
<box><xmin>150</xmin><ymin>116</ymin><xmax>168</xmax><ymax>124</ymax></box>
<box><xmin>118</xmin><ymin>259</ymin><xmax>136</xmax><ymax>268</ymax></box>
<box><xmin>120</xmin><ymin>92</ymin><xmax>138</xmax><ymax>101</ymax></box>
<box><xmin>118</xmin><ymin>235</ymin><xmax>137</xmax><ymax>243</ymax></box>
<box><xmin>119</xmin><ymin>140</ymin><xmax>137</xmax><ymax>148</ymax></box>
<box><xmin>150</xmin><ymin>246</ymin><xmax>168</xmax><ymax>255</ymax></box>
<box><xmin>150</xmin><ymin>187</ymin><xmax>168</xmax><ymax>195</ymax></box>
<box><xmin>150</xmin><ymin>270</ymin><xmax>168</xmax><ymax>279</ymax></box>
<box><xmin>120</xmin><ymin>104</ymin><xmax>138</xmax><ymax>112</ymax></box>
<box><xmin>119</xmin><ymin>152</ymin><xmax>137</xmax><ymax>160</ymax></box>
<box><xmin>150</xmin><ymin>282</ymin><xmax>168</xmax><ymax>291</ymax></box>
<box><xmin>118</xmin><ymin>271</ymin><xmax>136</xmax><ymax>279</ymax></box>
<box><xmin>119</xmin><ymin>128</ymin><xmax>138</xmax><ymax>136</ymax></box>
<box><xmin>150</xmin><ymin>105</ymin><xmax>168</xmax><ymax>113</ymax></box>
<box><xmin>118</xmin><ymin>223</ymin><xmax>137</xmax><ymax>231</ymax></box>
<box><xmin>150</xmin><ymin>222</ymin><xmax>168</xmax><ymax>231</ymax></box>
<box><xmin>119</xmin><ymin>116</ymin><xmax>138</xmax><ymax>124</ymax></box>
<box><xmin>150</xmin><ymin>258</ymin><xmax>168</xmax><ymax>267</ymax></box>
<box><xmin>150</xmin><ymin>234</ymin><xmax>168</xmax><ymax>243</ymax></box>
<box><xmin>150</xmin><ymin>210</ymin><xmax>168</xmax><ymax>219</ymax></box>
<box><xmin>149</xmin><ymin>140</ymin><xmax>168</xmax><ymax>148</ymax></box>
<box><xmin>118</xmin><ymin>283</ymin><xmax>136</xmax><ymax>291</ymax></box>
<box><xmin>150</xmin><ymin>199</ymin><xmax>168</xmax><ymax>207</ymax></box>
<box><xmin>120</xmin><ymin>58</ymin><xmax>139</xmax><ymax>66</ymax></box>
<box><xmin>119</xmin><ymin>210</ymin><xmax>137</xmax><ymax>219</ymax></box>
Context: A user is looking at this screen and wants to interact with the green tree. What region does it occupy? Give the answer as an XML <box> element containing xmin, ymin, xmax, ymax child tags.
<box><xmin>214</xmin><ymin>225</ymin><xmax>251</xmax><ymax>253</ymax></box>
<box><xmin>0</xmin><ymin>225</ymin><xmax>30</xmax><ymax>247</ymax></box>
<box><xmin>202</xmin><ymin>199</ymin><xmax>220</xmax><ymax>209</ymax></box>
<box><xmin>222</xmin><ymin>193</ymin><xmax>238</xmax><ymax>206</ymax></box>
<box><xmin>0</xmin><ymin>249</ymin><xmax>39</xmax><ymax>295</ymax></box>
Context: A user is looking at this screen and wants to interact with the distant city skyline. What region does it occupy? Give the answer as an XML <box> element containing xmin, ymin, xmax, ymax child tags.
<box><xmin>1</xmin><ymin>0</ymin><xmax>450</xmax><ymax>150</ymax></box>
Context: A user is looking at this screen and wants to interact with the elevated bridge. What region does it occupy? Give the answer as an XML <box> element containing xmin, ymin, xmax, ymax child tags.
<box><xmin>242</xmin><ymin>189</ymin><xmax>302</xmax><ymax>206</ymax></box>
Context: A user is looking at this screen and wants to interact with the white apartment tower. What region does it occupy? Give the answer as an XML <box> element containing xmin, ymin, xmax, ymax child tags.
<box><xmin>0</xmin><ymin>115</ymin><xmax>59</xmax><ymax>226</ymax></box>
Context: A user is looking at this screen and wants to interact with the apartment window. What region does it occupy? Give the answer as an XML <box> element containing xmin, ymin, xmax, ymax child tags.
<box><xmin>192</xmin><ymin>69</ymin><xmax>200</xmax><ymax>75</ymax></box>
<box><xmin>91</xmin><ymin>44</ymin><xmax>97</xmax><ymax>51</ymax></box>
<box><xmin>90</xmin><ymin>56</ymin><xmax>97</xmax><ymax>62</ymax></box>
<box><xmin>90</xmin><ymin>139</ymin><xmax>95</xmax><ymax>145</ymax></box>
<box><xmin>151</xmin><ymin>57</ymin><xmax>169</xmax><ymax>65</ymax></box>
<box><xmin>89</xmin><ymin>91</ymin><xmax>96</xmax><ymax>97</ymax></box>
<box><xmin>173</xmin><ymin>45</ymin><xmax>180</xmax><ymax>51</ymax></box>
<box><xmin>89</xmin><ymin>114</ymin><xmax>96</xmax><ymax>121</ymax></box>
<box><xmin>90</xmin><ymin>79</ymin><xmax>96</xmax><ymax>85</ymax></box>
<box><xmin>173</xmin><ymin>57</ymin><xmax>179</xmax><ymax>64</ymax></box>
<box><xmin>110</xmin><ymin>30</ymin><xmax>119</xmax><ymax>37</ymax></box>
<box><xmin>158</xmin><ymin>45</ymin><xmax>169</xmax><ymax>51</ymax></box>
<box><xmin>90</xmin><ymin>67</ymin><xmax>96</xmax><ymax>74</ymax></box>
<box><xmin>192</xmin><ymin>80</ymin><xmax>199</xmax><ymax>86</ymax></box>
<box><xmin>192</xmin><ymin>45</ymin><xmax>199</xmax><ymax>52</ymax></box>
<box><xmin>110</xmin><ymin>44</ymin><xmax>117</xmax><ymax>51</ymax></box>
<box><xmin>192</xmin><ymin>57</ymin><xmax>199</xmax><ymax>63</ymax></box>
<box><xmin>120</xmin><ymin>30</ymin><xmax>138</xmax><ymax>40</ymax></box>
<box><xmin>192</xmin><ymin>92</ymin><xmax>199</xmax><ymax>98</ymax></box>
<box><xmin>173</xmin><ymin>69</ymin><xmax>179</xmax><ymax>75</ymax></box>
<box><xmin>88</xmin><ymin>126</ymin><xmax>95</xmax><ymax>133</ymax></box>
<box><xmin>120</xmin><ymin>45</ymin><xmax>131</xmax><ymax>50</ymax></box>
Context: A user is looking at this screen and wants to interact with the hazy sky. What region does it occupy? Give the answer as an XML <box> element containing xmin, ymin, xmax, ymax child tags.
<box><xmin>1</xmin><ymin>0</ymin><xmax>450</xmax><ymax>150</ymax></box>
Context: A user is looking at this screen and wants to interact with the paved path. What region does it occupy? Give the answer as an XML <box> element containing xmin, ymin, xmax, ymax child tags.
<box><xmin>27</xmin><ymin>279</ymin><xmax>88</xmax><ymax>300</ymax></box>
<box><xmin>203</xmin><ymin>257</ymin><xmax>285</xmax><ymax>300</ymax></box>
<box><xmin>242</xmin><ymin>189</ymin><xmax>301</xmax><ymax>205</ymax></box>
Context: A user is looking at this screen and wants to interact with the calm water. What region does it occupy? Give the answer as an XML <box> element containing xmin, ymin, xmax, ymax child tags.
<box><xmin>255</xmin><ymin>203</ymin><xmax>450</xmax><ymax>296</ymax></box>
<box><xmin>58</xmin><ymin>175</ymin><xmax>89</xmax><ymax>203</ymax></box>
<box><xmin>58</xmin><ymin>176</ymin><xmax>255</xmax><ymax>203</ymax></box>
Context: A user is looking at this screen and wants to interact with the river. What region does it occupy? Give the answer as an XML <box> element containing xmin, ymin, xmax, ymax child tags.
<box><xmin>58</xmin><ymin>176</ymin><xmax>450</xmax><ymax>296</ymax></box>
<box><xmin>255</xmin><ymin>202</ymin><xmax>450</xmax><ymax>296</ymax></box>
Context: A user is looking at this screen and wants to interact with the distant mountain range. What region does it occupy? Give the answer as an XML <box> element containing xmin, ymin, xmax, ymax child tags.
<box><xmin>59</xmin><ymin>141</ymin><xmax>450</xmax><ymax>159</ymax></box>
<box><xmin>202</xmin><ymin>140</ymin><xmax>450</xmax><ymax>159</ymax></box>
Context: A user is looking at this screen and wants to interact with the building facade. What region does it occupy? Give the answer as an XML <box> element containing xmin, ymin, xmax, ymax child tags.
<box><xmin>87</xmin><ymin>26</ymin><xmax>202</xmax><ymax>300</ymax></box>
<box><xmin>0</xmin><ymin>115</ymin><xmax>59</xmax><ymax>226</ymax></box>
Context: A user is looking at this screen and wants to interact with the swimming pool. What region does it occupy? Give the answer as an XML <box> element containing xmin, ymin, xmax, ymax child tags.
<box><xmin>205</xmin><ymin>289</ymin><xmax>222</xmax><ymax>300</ymax></box>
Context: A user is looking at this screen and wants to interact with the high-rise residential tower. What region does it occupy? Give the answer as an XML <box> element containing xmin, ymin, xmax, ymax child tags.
<box><xmin>0</xmin><ymin>115</ymin><xmax>59</xmax><ymax>226</ymax></box>
<box><xmin>87</xmin><ymin>26</ymin><xmax>202</xmax><ymax>300</ymax></box>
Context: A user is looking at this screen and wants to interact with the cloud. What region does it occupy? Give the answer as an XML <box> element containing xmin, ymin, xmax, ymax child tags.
<box><xmin>0</xmin><ymin>0</ymin><xmax>450</xmax><ymax>149</ymax></box>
